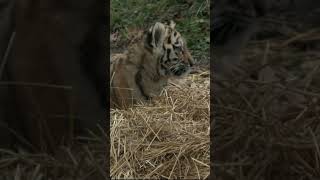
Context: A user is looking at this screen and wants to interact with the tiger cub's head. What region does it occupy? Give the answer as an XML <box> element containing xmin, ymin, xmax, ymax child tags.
<box><xmin>144</xmin><ymin>21</ymin><xmax>194</xmax><ymax>77</ymax></box>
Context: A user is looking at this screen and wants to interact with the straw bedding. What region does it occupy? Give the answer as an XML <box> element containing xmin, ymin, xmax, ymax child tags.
<box><xmin>213</xmin><ymin>13</ymin><xmax>320</xmax><ymax>179</ymax></box>
<box><xmin>110</xmin><ymin>71</ymin><xmax>210</xmax><ymax>179</ymax></box>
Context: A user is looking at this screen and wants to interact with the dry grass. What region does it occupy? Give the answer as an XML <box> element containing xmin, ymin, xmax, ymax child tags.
<box><xmin>110</xmin><ymin>72</ymin><xmax>210</xmax><ymax>179</ymax></box>
<box><xmin>213</xmin><ymin>14</ymin><xmax>320</xmax><ymax>179</ymax></box>
<box><xmin>0</xmin><ymin>131</ymin><xmax>107</xmax><ymax>180</ymax></box>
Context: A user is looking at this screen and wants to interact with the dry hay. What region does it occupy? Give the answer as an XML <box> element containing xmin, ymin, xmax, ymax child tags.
<box><xmin>0</xmin><ymin>132</ymin><xmax>107</xmax><ymax>179</ymax></box>
<box><xmin>110</xmin><ymin>71</ymin><xmax>210</xmax><ymax>179</ymax></box>
<box><xmin>213</xmin><ymin>15</ymin><xmax>320</xmax><ymax>179</ymax></box>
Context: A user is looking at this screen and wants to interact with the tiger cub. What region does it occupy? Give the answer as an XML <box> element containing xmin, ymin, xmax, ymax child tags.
<box><xmin>110</xmin><ymin>21</ymin><xmax>194</xmax><ymax>109</ymax></box>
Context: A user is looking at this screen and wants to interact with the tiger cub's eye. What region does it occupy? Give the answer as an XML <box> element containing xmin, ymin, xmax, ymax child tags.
<box><xmin>173</xmin><ymin>45</ymin><xmax>183</xmax><ymax>53</ymax></box>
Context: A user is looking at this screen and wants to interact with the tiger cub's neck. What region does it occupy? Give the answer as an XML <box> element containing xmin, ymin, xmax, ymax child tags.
<box><xmin>127</xmin><ymin>43</ymin><xmax>169</xmax><ymax>99</ymax></box>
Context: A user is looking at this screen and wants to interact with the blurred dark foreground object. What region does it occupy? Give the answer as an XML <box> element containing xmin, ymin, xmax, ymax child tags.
<box><xmin>212</xmin><ymin>0</ymin><xmax>320</xmax><ymax>81</ymax></box>
<box><xmin>0</xmin><ymin>0</ymin><xmax>107</xmax><ymax>154</ymax></box>
<box><xmin>212</xmin><ymin>0</ymin><xmax>320</xmax><ymax>179</ymax></box>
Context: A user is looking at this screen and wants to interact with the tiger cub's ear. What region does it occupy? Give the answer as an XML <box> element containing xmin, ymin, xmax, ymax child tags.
<box><xmin>169</xmin><ymin>20</ymin><xmax>176</xmax><ymax>30</ymax></box>
<box><xmin>146</xmin><ymin>22</ymin><xmax>167</xmax><ymax>49</ymax></box>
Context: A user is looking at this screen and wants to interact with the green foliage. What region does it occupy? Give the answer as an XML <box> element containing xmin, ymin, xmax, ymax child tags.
<box><xmin>111</xmin><ymin>0</ymin><xmax>209</xmax><ymax>57</ymax></box>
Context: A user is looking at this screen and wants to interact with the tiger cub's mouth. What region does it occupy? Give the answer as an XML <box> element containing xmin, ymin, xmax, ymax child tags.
<box><xmin>170</xmin><ymin>63</ymin><xmax>192</xmax><ymax>77</ymax></box>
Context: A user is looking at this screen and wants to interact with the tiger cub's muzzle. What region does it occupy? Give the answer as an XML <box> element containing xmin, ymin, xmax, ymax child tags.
<box><xmin>171</xmin><ymin>53</ymin><xmax>194</xmax><ymax>77</ymax></box>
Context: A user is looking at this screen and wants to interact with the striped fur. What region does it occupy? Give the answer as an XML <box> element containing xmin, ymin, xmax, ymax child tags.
<box><xmin>110</xmin><ymin>21</ymin><xmax>194</xmax><ymax>109</ymax></box>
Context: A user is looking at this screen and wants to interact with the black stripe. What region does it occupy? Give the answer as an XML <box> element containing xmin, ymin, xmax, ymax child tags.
<box><xmin>135</xmin><ymin>69</ymin><xmax>150</xmax><ymax>100</ymax></box>
<box><xmin>173</xmin><ymin>45</ymin><xmax>181</xmax><ymax>55</ymax></box>
<box><xmin>167</xmin><ymin>48</ymin><xmax>171</xmax><ymax>61</ymax></box>
<box><xmin>156</xmin><ymin>56</ymin><xmax>161</xmax><ymax>77</ymax></box>
<box><xmin>160</xmin><ymin>54</ymin><xmax>169</xmax><ymax>75</ymax></box>
<box><xmin>160</xmin><ymin>52</ymin><xmax>165</xmax><ymax>63</ymax></box>
<box><xmin>161</xmin><ymin>45</ymin><xmax>167</xmax><ymax>63</ymax></box>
